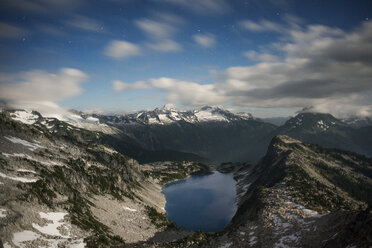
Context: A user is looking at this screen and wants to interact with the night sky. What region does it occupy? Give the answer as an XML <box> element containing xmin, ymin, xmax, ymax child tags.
<box><xmin>0</xmin><ymin>0</ymin><xmax>371</xmax><ymax>117</ymax></box>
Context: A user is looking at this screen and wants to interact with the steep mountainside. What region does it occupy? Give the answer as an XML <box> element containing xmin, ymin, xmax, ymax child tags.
<box><xmin>274</xmin><ymin>112</ymin><xmax>372</xmax><ymax>158</ymax></box>
<box><xmin>214</xmin><ymin>135</ymin><xmax>372</xmax><ymax>248</ymax></box>
<box><xmin>0</xmin><ymin>111</ymin><xmax>208</xmax><ymax>247</ymax></box>
<box><xmin>2</xmin><ymin>109</ymin><xmax>206</xmax><ymax>164</ymax></box>
<box><xmin>126</xmin><ymin>135</ymin><xmax>372</xmax><ymax>248</ymax></box>
<box><xmin>95</xmin><ymin>106</ymin><xmax>276</xmax><ymax>162</ymax></box>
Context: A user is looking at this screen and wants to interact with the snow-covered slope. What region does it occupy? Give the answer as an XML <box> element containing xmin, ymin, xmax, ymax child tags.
<box><xmin>2</xmin><ymin>106</ymin><xmax>256</xmax><ymax>128</ymax></box>
<box><xmin>3</xmin><ymin>109</ymin><xmax>116</xmax><ymax>134</ymax></box>
<box><xmin>96</xmin><ymin>105</ymin><xmax>255</xmax><ymax>126</ymax></box>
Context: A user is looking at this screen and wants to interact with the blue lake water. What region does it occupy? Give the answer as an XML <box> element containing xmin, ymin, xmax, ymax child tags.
<box><xmin>162</xmin><ymin>171</ymin><xmax>237</xmax><ymax>232</ymax></box>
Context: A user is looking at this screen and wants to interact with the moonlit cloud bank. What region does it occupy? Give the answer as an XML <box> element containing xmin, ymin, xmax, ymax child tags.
<box><xmin>114</xmin><ymin>20</ymin><xmax>372</xmax><ymax>117</ymax></box>
<box><xmin>0</xmin><ymin>68</ymin><xmax>88</xmax><ymax>115</ymax></box>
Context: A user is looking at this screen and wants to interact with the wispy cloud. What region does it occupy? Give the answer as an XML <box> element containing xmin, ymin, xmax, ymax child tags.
<box><xmin>0</xmin><ymin>0</ymin><xmax>83</xmax><ymax>15</ymax></box>
<box><xmin>104</xmin><ymin>40</ymin><xmax>142</xmax><ymax>59</ymax></box>
<box><xmin>239</xmin><ymin>19</ymin><xmax>284</xmax><ymax>32</ymax></box>
<box><xmin>0</xmin><ymin>22</ymin><xmax>27</xmax><ymax>39</ymax></box>
<box><xmin>243</xmin><ymin>50</ymin><xmax>279</xmax><ymax>62</ymax></box>
<box><xmin>193</xmin><ymin>33</ymin><xmax>216</xmax><ymax>48</ymax></box>
<box><xmin>36</xmin><ymin>23</ymin><xmax>66</xmax><ymax>36</ymax></box>
<box><xmin>135</xmin><ymin>16</ymin><xmax>182</xmax><ymax>52</ymax></box>
<box><xmin>0</xmin><ymin>68</ymin><xmax>88</xmax><ymax>115</ymax></box>
<box><xmin>147</xmin><ymin>39</ymin><xmax>182</xmax><ymax>52</ymax></box>
<box><xmin>149</xmin><ymin>77</ymin><xmax>227</xmax><ymax>106</ymax></box>
<box><xmin>113</xmin><ymin>80</ymin><xmax>149</xmax><ymax>91</ymax></box>
<box><xmin>65</xmin><ymin>15</ymin><xmax>104</xmax><ymax>32</ymax></box>
<box><xmin>154</xmin><ymin>0</ymin><xmax>231</xmax><ymax>15</ymax></box>
<box><xmin>135</xmin><ymin>18</ymin><xmax>176</xmax><ymax>39</ymax></box>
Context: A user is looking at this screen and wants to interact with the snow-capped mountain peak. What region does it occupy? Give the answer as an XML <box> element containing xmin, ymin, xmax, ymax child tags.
<box><xmin>2</xmin><ymin>106</ymin><xmax>256</xmax><ymax>129</ymax></box>
<box><xmin>162</xmin><ymin>103</ymin><xmax>176</xmax><ymax>111</ymax></box>
<box><xmin>93</xmin><ymin>106</ymin><xmax>255</xmax><ymax>126</ymax></box>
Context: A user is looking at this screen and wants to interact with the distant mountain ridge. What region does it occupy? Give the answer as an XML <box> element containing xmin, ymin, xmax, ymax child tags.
<box><xmin>274</xmin><ymin>112</ymin><xmax>372</xmax><ymax>158</ymax></box>
<box><xmin>92</xmin><ymin>105</ymin><xmax>254</xmax><ymax>126</ymax></box>
<box><xmin>2</xmin><ymin>107</ymin><xmax>372</xmax><ymax>163</ymax></box>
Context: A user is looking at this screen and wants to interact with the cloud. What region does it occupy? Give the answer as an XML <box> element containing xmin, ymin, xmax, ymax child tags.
<box><xmin>0</xmin><ymin>0</ymin><xmax>83</xmax><ymax>15</ymax></box>
<box><xmin>0</xmin><ymin>68</ymin><xmax>88</xmax><ymax>115</ymax></box>
<box><xmin>104</xmin><ymin>40</ymin><xmax>142</xmax><ymax>59</ymax></box>
<box><xmin>147</xmin><ymin>39</ymin><xmax>182</xmax><ymax>52</ymax></box>
<box><xmin>239</xmin><ymin>19</ymin><xmax>284</xmax><ymax>32</ymax></box>
<box><xmin>37</xmin><ymin>23</ymin><xmax>66</xmax><ymax>36</ymax></box>
<box><xmin>193</xmin><ymin>33</ymin><xmax>216</xmax><ymax>48</ymax></box>
<box><xmin>65</xmin><ymin>15</ymin><xmax>104</xmax><ymax>32</ymax></box>
<box><xmin>113</xmin><ymin>80</ymin><xmax>149</xmax><ymax>91</ymax></box>
<box><xmin>149</xmin><ymin>77</ymin><xmax>227</xmax><ymax>106</ymax></box>
<box><xmin>135</xmin><ymin>17</ymin><xmax>182</xmax><ymax>52</ymax></box>
<box><xmin>154</xmin><ymin>0</ymin><xmax>231</xmax><ymax>15</ymax></box>
<box><xmin>0</xmin><ymin>22</ymin><xmax>27</xmax><ymax>39</ymax></box>
<box><xmin>135</xmin><ymin>18</ymin><xmax>175</xmax><ymax>39</ymax></box>
<box><xmin>142</xmin><ymin>20</ymin><xmax>372</xmax><ymax>117</ymax></box>
<box><xmin>243</xmin><ymin>50</ymin><xmax>279</xmax><ymax>61</ymax></box>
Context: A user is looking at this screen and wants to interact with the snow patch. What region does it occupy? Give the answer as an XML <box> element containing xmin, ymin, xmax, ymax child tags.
<box><xmin>103</xmin><ymin>146</ymin><xmax>117</xmax><ymax>154</ymax></box>
<box><xmin>12</xmin><ymin>230</ymin><xmax>41</xmax><ymax>248</ymax></box>
<box><xmin>17</xmin><ymin>169</ymin><xmax>37</xmax><ymax>174</ymax></box>
<box><xmin>0</xmin><ymin>208</ymin><xmax>6</xmax><ymax>218</ymax></box>
<box><xmin>4</xmin><ymin>136</ymin><xmax>45</xmax><ymax>151</ymax></box>
<box><xmin>2</xmin><ymin>152</ymin><xmax>61</xmax><ymax>167</ymax></box>
<box><xmin>158</xmin><ymin>114</ymin><xmax>173</xmax><ymax>124</ymax></box>
<box><xmin>2</xmin><ymin>152</ymin><xmax>33</xmax><ymax>159</ymax></box>
<box><xmin>284</xmin><ymin>201</ymin><xmax>324</xmax><ymax>218</ymax></box>
<box><xmin>148</xmin><ymin>117</ymin><xmax>159</xmax><ymax>124</ymax></box>
<box><xmin>3</xmin><ymin>242</ymin><xmax>11</xmax><ymax>248</ymax></box>
<box><xmin>249</xmin><ymin>236</ymin><xmax>257</xmax><ymax>246</ymax></box>
<box><xmin>317</xmin><ymin>120</ymin><xmax>330</xmax><ymax>131</ymax></box>
<box><xmin>195</xmin><ymin>110</ymin><xmax>227</xmax><ymax>122</ymax></box>
<box><xmin>274</xmin><ymin>234</ymin><xmax>299</xmax><ymax>248</ymax></box>
<box><xmin>10</xmin><ymin>110</ymin><xmax>39</xmax><ymax>125</ymax></box>
<box><xmin>32</xmin><ymin>212</ymin><xmax>70</xmax><ymax>238</ymax></box>
<box><xmin>219</xmin><ymin>242</ymin><xmax>232</xmax><ymax>248</ymax></box>
<box><xmin>0</xmin><ymin>172</ymin><xmax>38</xmax><ymax>183</ymax></box>
<box><xmin>123</xmin><ymin>206</ymin><xmax>137</xmax><ymax>212</ymax></box>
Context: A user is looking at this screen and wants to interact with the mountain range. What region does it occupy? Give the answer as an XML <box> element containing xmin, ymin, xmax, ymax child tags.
<box><xmin>0</xmin><ymin>107</ymin><xmax>371</xmax><ymax>247</ymax></box>
<box><xmin>3</xmin><ymin>106</ymin><xmax>372</xmax><ymax>164</ymax></box>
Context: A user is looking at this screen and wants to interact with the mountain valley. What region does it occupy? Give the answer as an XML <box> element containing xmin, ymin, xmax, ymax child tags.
<box><xmin>0</xmin><ymin>108</ymin><xmax>371</xmax><ymax>248</ymax></box>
